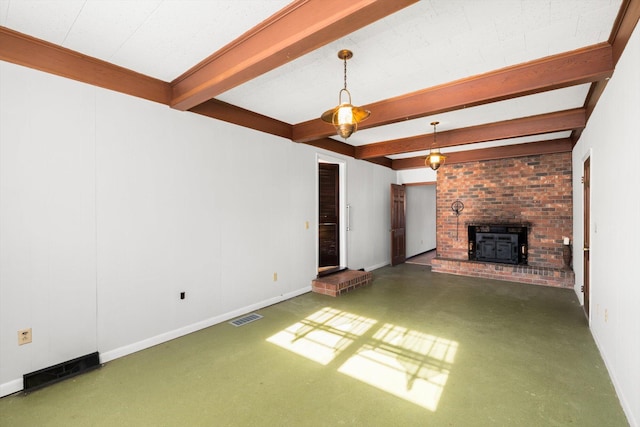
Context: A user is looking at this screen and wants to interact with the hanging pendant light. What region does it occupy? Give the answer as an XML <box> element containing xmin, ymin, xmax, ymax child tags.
<box><xmin>426</xmin><ymin>121</ymin><xmax>446</xmax><ymax>170</ymax></box>
<box><xmin>321</xmin><ymin>50</ymin><xmax>370</xmax><ymax>139</ymax></box>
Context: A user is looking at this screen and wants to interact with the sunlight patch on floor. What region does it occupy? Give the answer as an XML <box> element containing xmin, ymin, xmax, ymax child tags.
<box><xmin>267</xmin><ymin>308</ymin><xmax>458</xmax><ymax>411</ymax></box>
<box><xmin>338</xmin><ymin>324</ymin><xmax>458</xmax><ymax>411</ymax></box>
<box><xmin>266</xmin><ymin>307</ymin><xmax>377</xmax><ymax>365</ymax></box>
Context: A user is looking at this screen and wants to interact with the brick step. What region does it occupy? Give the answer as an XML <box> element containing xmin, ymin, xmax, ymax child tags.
<box><xmin>312</xmin><ymin>270</ymin><xmax>372</xmax><ymax>297</ymax></box>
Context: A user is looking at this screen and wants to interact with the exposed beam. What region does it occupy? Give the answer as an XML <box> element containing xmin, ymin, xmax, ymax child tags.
<box><xmin>190</xmin><ymin>99</ymin><xmax>292</xmax><ymax>139</ymax></box>
<box><xmin>357</xmin><ymin>109</ymin><xmax>585</xmax><ymax>159</ymax></box>
<box><xmin>404</xmin><ymin>181</ymin><xmax>436</xmax><ymax>187</ymax></box>
<box><xmin>292</xmin><ymin>43</ymin><xmax>613</xmax><ymax>143</ymax></box>
<box><xmin>302</xmin><ymin>138</ymin><xmax>356</xmax><ymax>158</ymax></box>
<box><xmin>576</xmin><ymin>79</ymin><xmax>609</xmax><ymax>142</ymax></box>
<box><xmin>188</xmin><ymin>99</ymin><xmax>393</xmax><ymax>164</ymax></box>
<box><xmin>392</xmin><ymin>139</ymin><xmax>573</xmax><ymax>170</ymax></box>
<box><xmin>170</xmin><ymin>0</ymin><xmax>418</xmax><ymax>111</ymax></box>
<box><xmin>573</xmin><ymin>0</ymin><xmax>640</xmax><ymax>143</ymax></box>
<box><xmin>365</xmin><ymin>157</ymin><xmax>393</xmax><ymax>168</ymax></box>
<box><xmin>0</xmin><ymin>26</ymin><xmax>171</xmax><ymax>105</ymax></box>
<box><xmin>609</xmin><ymin>0</ymin><xmax>640</xmax><ymax>65</ymax></box>
<box><xmin>188</xmin><ymin>100</ymin><xmax>395</xmax><ymax>164</ymax></box>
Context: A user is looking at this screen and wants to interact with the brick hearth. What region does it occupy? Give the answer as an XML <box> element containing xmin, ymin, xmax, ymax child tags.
<box><xmin>431</xmin><ymin>258</ymin><xmax>574</xmax><ymax>288</ymax></box>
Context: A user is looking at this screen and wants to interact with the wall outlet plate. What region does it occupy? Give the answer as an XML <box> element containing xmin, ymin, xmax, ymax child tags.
<box><xmin>18</xmin><ymin>328</ymin><xmax>32</xmax><ymax>345</ymax></box>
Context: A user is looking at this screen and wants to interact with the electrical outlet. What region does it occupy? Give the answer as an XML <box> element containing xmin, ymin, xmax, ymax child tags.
<box><xmin>18</xmin><ymin>328</ymin><xmax>32</xmax><ymax>345</ymax></box>
<box><xmin>305</xmin><ymin>221</ymin><xmax>309</xmax><ymax>230</ymax></box>
<box><xmin>273</xmin><ymin>272</ymin><xmax>278</xmax><ymax>281</ymax></box>
<box><xmin>604</xmin><ymin>309</ymin><xmax>608</xmax><ymax>322</ymax></box>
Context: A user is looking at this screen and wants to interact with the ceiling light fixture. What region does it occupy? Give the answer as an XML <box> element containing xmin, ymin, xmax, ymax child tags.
<box><xmin>321</xmin><ymin>49</ymin><xmax>370</xmax><ymax>139</ymax></box>
<box><xmin>426</xmin><ymin>121</ymin><xmax>445</xmax><ymax>171</ymax></box>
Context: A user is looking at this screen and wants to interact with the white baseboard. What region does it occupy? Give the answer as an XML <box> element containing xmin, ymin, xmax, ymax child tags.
<box><xmin>100</xmin><ymin>285</ymin><xmax>311</xmax><ymax>363</ymax></box>
<box><xmin>365</xmin><ymin>261</ymin><xmax>389</xmax><ymax>272</ymax></box>
<box><xmin>590</xmin><ymin>327</ymin><xmax>636</xmax><ymax>427</ymax></box>
<box><xmin>0</xmin><ymin>378</ymin><xmax>23</xmax><ymax>398</ymax></box>
<box><xmin>1</xmin><ymin>285</ymin><xmax>311</xmax><ymax>398</ymax></box>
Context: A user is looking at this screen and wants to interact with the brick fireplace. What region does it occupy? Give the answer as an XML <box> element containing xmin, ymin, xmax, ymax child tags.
<box><xmin>431</xmin><ymin>152</ymin><xmax>574</xmax><ymax>288</ymax></box>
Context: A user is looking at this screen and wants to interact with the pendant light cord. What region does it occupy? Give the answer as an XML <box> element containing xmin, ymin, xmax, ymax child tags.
<box><xmin>343</xmin><ymin>56</ymin><xmax>348</xmax><ymax>90</ymax></box>
<box><xmin>432</xmin><ymin>121</ymin><xmax>439</xmax><ymax>148</ymax></box>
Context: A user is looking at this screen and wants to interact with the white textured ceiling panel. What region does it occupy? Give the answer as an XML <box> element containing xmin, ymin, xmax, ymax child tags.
<box><xmin>62</xmin><ymin>1</ymin><xmax>164</xmax><ymax>64</ymax></box>
<box><xmin>0</xmin><ymin>0</ymin><xmax>86</xmax><ymax>44</ymax></box>
<box><xmin>107</xmin><ymin>0</ymin><xmax>291</xmax><ymax>80</ymax></box>
<box><xmin>0</xmin><ymin>0</ymin><xmax>290</xmax><ymax>81</ymax></box>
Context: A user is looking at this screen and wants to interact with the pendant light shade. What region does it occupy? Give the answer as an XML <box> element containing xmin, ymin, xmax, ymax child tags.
<box><xmin>426</xmin><ymin>121</ymin><xmax>446</xmax><ymax>170</ymax></box>
<box><xmin>321</xmin><ymin>50</ymin><xmax>370</xmax><ymax>139</ymax></box>
<box><xmin>426</xmin><ymin>148</ymin><xmax>445</xmax><ymax>170</ymax></box>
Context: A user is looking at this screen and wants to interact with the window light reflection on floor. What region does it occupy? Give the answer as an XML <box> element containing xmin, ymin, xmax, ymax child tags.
<box><xmin>267</xmin><ymin>308</ymin><xmax>457</xmax><ymax>411</ymax></box>
<box><xmin>338</xmin><ymin>324</ymin><xmax>458</xmax><ymax>411</ymax></box>
<box><xmin>266</xmin><ymin>307</ymin><xmax>377</xmax><ymax>365</ymax></box>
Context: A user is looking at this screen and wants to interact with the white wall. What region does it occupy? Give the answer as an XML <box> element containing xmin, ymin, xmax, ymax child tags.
<box><xmin>0</xmin><ymin>61</ymin><xmax>396</xmax><ymax>396</ymax></box>
<box><xmin>572</xmin><ymin>24</ymin><xmax>640</xmax><ymax>426</ymax></box>
<box><xmin>406</xmin><ymin>185</ymin><xmax>436</xmax><ymax>258</ymax></box>
<box><xmin>345</xmin><ymin>158</ymin><xmax>396</xmax><ymax>271</ymax></box>
<box><xmin>397</xmin><ymin>167</ymin><xmax>437</xmax><ymax>185</ymax></box>
<box><xmin>0</xmin><ymin>63</ymin><xmax>98</xmax><ymax>391</ymax></box>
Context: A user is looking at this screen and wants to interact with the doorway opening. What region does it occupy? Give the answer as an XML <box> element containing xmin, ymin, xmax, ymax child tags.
<box><xmin>317</xmin><ymin>156</ymin><xmax>347</xmax><ymax>277</ymax></box>
<box><xmin>404</xmin><ymin>182</ymin><xmax>437</xmax><ymax>264</ymax></box>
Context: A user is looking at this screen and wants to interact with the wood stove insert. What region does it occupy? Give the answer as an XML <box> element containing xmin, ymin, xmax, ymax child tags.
<box><xmin>468</xmin><ymin>224</ymin><xmax>528</xmax><ymax>265</ymax></box>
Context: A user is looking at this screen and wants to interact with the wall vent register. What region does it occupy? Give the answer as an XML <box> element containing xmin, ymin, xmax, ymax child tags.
<box><xmin>229</xmin><ymin>313</ymin><xmax>263</xmax><ymax>327</ymax></box>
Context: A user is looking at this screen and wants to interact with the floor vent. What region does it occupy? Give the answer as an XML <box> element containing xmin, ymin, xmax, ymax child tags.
<box><xmin>24</xmin><ymin>351</ymin><xmax>100</xmax><ymax>392</ymax></box>
<box><xmin>229</xmin><ymin>313</ymin><xmax>263</xmax><ymax>327</ymax></box>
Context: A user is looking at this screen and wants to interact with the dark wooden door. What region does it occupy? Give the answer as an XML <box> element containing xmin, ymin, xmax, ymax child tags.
<box><xmin>583</xmin><ymin>157</ymin><xmax>591</xmax><ymax>318</ymax></box>
<box><xmin>319</xmin><ymin>163</ymin><xmax>339</xmax><ymax>269</ymax></box>
<box><xmin>391</xmin><ymin>184</ymin><xmax>406</xmax><ymax>266</ymax></box>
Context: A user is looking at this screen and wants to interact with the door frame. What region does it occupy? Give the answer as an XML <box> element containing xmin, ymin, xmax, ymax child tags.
<box><xmin>316</xmin><ymin>154</ymin><xmax>347</xmax><ymax>272</ymax></box>
<box><xmin>582</xmin><ymin>152</ymin><xmax>591</xmax><ymax>320</ymax></box>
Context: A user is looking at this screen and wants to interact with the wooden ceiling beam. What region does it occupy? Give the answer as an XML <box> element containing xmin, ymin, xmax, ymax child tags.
<box><xmin>292</xmin><ymin>43</ymin><xmax>613</xmax><ymax>143</ymax></box>
<box><xmin>609</xmin><ymin>0</ymin><xmax>640</xmax><ymax>65</ymax></box>
<box><xmin>365</xmin><ymin>157</ymin><xmax>393</xmax><ymax>168</ymax></box>
<box><xmin>170</xmin><ymin>0</ymin><xmax>418</xmax><ymax>111</ymax></box>
<box><xmin>0</xmin><ymin>26</ymin><xmax>171</xmax><ymax>105</ymax></box>
<box><xmin>301</xmin><ymin>138</ymin><xmax>356</xmax><ymax>158</ymax></box>
<box><xmin>392</xmin><ymin>139</ymin><xmax>573</xmax><ymax>170</ymax></box>
<box><xmin>357</xmin><ymin>108</ymin><xmax>585</xmax><ymax>159</ymax></box>
<box><xmin>190</xmin><ymin>99</ymin><xmax>292</xmax><ymax>139</ymax></box>
<box><xmin>573</xmin><ymin>0</ymin><xmax>639</xmax><ymax>143</ymax></box>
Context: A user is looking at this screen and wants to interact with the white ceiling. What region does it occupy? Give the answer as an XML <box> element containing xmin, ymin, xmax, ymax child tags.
<box><xmin>0</xmin><ymin>0</ymin><xmax>624</xmax><ymax>160</ymax></box>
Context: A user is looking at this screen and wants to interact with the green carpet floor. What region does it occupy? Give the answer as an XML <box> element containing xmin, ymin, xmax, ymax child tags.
<box><xmin>0</xmin><ymin>264</ymin><xmax>628</xmax><ymax>426</ymax></box>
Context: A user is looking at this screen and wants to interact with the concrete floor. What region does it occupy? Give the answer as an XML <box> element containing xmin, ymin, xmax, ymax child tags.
<box><xmin>406</xmin><ymin>249</ymin><xmax>436</xmax><ymax>266</ymax></box>
<box><xmin>0</xmin><ymin>263</ymin><xmax>628</xmax><ymax>426</ymax></box>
